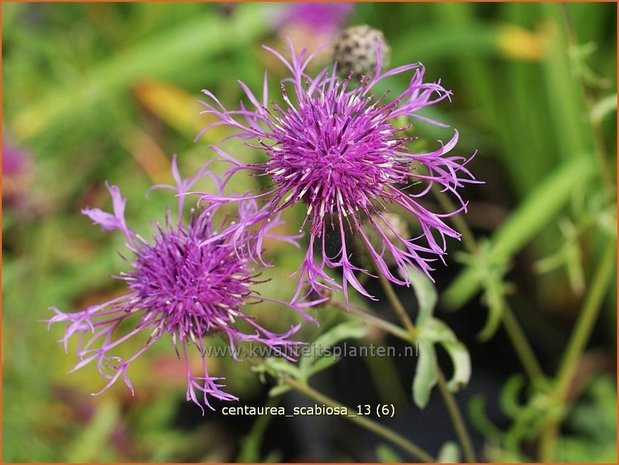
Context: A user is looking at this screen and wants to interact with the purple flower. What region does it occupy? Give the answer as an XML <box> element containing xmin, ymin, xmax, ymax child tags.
<box><xmin>278</xmin><ymin>3</ymin><xmax>353</xmax><ymax>35</ymax></box>
<box><xmin>197</xmin><ymin>43</ymin><xmax>477</xmax><ymax>304</ymax></box>
<box><xmin>47</xmin><ymin>157</ymin><xmax>307</xmax><ymax>413</ymax></box>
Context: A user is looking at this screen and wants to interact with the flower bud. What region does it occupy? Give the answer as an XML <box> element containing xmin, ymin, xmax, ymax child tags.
<box><xmin>333</xmin><ymin>25</ymin><xmax>391</xmax><ymax>80</ymax></box>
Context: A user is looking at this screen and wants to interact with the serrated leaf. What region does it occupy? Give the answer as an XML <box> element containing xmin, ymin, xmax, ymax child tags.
<box><xmin>413</xmin><ymin>339</ymin><xmax>438</xmax><ymax>408</ymax></box>
<box><xmin>437</xmin><ymin>441</ymin><xmax>461</xmax><ymax>463</ymax></box>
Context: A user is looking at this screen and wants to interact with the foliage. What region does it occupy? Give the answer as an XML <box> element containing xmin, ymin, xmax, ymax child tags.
<box><xmin>3</xmin><ymin>2</ymin><xmax>615</xmax><ymax>462</ymax></box>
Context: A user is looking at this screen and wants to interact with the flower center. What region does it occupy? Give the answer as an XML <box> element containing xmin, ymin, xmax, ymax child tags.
<box><xmin>127</xmin><ymin>226</ymin><xmax>251</xmax><ymax>338</ymax></box>
<box><xmin>266</xmin><ymin>90</ymin><xmax>406</xmax><ymax>216</ymax></box>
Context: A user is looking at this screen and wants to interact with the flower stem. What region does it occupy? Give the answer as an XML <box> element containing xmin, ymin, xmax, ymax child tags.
<box><xmin>436</xmin><ymin>368</ymin><xmax>477</xmax><ymax>462</ymax></box>
<box><xmin>559</xmin><ymin>4</ymin><xmax>614</xmax><ymax>196</ymax></box>
<box><xmin>376</xmin><ymin>271</ymin><xmax>416</xmax><ymax>336</ymax></box>
<box><xmin>432</xmin><ymin>185</ymin><xmax>546</xmax><ymax>382</ymax></box>
<box><xmin>538</xmin><ymin>239</ymin><xmax>615</xmax><ymax>461</ymax></box>
<box><xmin>376</xmin><ymin>271</ymin><xmax>477</xmax><ymax>462</ymax></box>
<box><xmin>500</xmin><ymin>295</ymin><xmax>546</xmax><ymax>382</ymax></box>
<box><xmin>332</xmin><ymin>300</ymin><xmax>411</xmax><ymax>342</ymax></box>
<box><xmin>361</xmin><ymin>201</ymin><xmax>475</xmax><ymax>460</ymax></box>
<box><xmin>284</xmin><ymin>377</ymin><xmax>435</xmax><ymax>462</ymax></box>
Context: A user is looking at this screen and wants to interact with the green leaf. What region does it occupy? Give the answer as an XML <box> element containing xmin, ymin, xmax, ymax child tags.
<box><xmin>392</xmin><ymin>24</ymin><xmax>501</xmax><ymax>64</ymax></box>
<box><xmin>437</xmin><ymin>441</ymin><xmax>461</xmax><ymax>463</ymax></box>
<box><xmin>305</xmin><ymin>320</ymin><xmax>368</xmax><ymax>356</ymax></box>
<box><xmin>412</xmin><ymin>339</ymin><xmax>438</xmax><ymax>408</ymax></box>
<box><xmin>441</xmin><ymin>338</ymin><xmax>472</xmax><ymax>392</ymax></box>
<box><xmin>408</xmin><ymin>266</ymin><xmax>471</xmax><ymax>406</ymax></box>
<box><xmin>499</xmin><ymin>375</ymin><xmax>526</xmax><ymax>418</ymax></box>
<box><xmin>298</xmin><ymin>320</ymin><xmax>367</xmax><ymax>379</ymax></box>
<box><xmin>478</xmin><ymin>279</ymin><xmax>511</xmax><ymax>341</ymax></box>
<box><xmin>443</xmin><ymin>156</ymin><xmax>596</xmax><ymax>310</ymax></box>
<box><xmin>255</xmin><ymin>357</ymin><xmax>301</xmax><ymax>381</ymax></box>
<box><xmin>257</xmin><ymin>320</ymin><xmax>367</xmax><ymax>392</ymax></box>
<box><xmin>376</xmin><ymin>444</ymin><xmax>403</xmax><ymax>463</ymax></box>
<box><xmin>305</xmin><ymin>355</ymin><xmax>340</xmax><ymax>378</ymax></box>
<box><xmin>426</xmin><ymin>319</ymin><xmax>472</xmax><ymax>392</ymax></box>
<box><xmin>268</xmin><ymin>384</ymin><xmax>292</xmax><ymax>397</ymax></box>
<box><xmin>408</xmin><ymin>266</ymin><xmax>438</xmax><ymax>326</ymax></box>
<box><xmin>468</xmin><ymin>395</ymin><xmax>503</xmax><ymax>442</ymax></box>
<box><xmin>591</xmin><ymin>93</ymin><xmax>617</xmax><ymax>124</ymax></box>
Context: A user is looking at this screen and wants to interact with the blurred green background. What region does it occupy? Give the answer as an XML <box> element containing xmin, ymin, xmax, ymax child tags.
<box><xmin>2</xmin><ymin>2</ymin><xmax>616</xmax><ymax>462</ymax></box>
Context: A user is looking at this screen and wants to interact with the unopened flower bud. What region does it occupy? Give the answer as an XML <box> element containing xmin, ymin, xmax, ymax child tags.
<box><xmin>333</xmin><ymin>25</ymin><xmax>391</xmax><ymax>80</ymax></box>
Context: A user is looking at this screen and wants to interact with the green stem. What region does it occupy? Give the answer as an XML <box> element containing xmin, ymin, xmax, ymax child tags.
<box><xmin>284</xmin><ymin>377</ymin><xmax>435</xmax><ymax>462</ymax></box>
<box><xmin>362</xmin><ymin>240</ymin><xmax>417</xmax><ymax>336</ymax></box>
<box><xmin>332</xmin><ymin>300</ymin><xmax>411</xmax><ymax>342</ymax></box>
<box><xmin>538</xmin><ymin>239</ymin><xmax>616</xmax><ymax>461</ymax></box>
<box><xmin>500</xmin><ymin>296</ymin><xmax>546</xmax><ymax>382</ymax></box>
<box><xmin>559</xmin><ymin>4</ymin><xmax>614</xmax><ymax>195</ymax></box>
<box><xmin>436</xmin><ymin>369</ymin><xmax>477</xmax><ymax>462</ymax></box>
<box><xmin>377</xmin><ymin>272</ymin><xmax>477</xmax><ymax>462</ymax></box>
<box><xmin>432</xmin><ymin>187</ymin><xmax>546</xmax><ymax>382</ymax></box>
<box><xmin>360</xmin><ymin>208</ymin><xmax>476</xmax><ymax>460</ymax></box>
<box><xmin>555</xmin><ymin>241</ymin><xmax>616</xmax><ymax>396</ymax></box>
<box><xmin>376</xmin><ymin>271</ymin><xmax>417</xmax><ymax>336</ymax></box>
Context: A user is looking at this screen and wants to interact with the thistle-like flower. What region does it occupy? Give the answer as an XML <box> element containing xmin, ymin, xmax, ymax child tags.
<box><xmin>198</xmin><ymin>41</ymin><xmax>477</xmax><ymax>303</ymax></box>
<box><xmin>278</xmin><ymin>2</ymin><xmax>353</xmax><ymax>35</ymax></box>
<box><xmin>47</xmin><ymin>158</ymin><xmax>305</xmax><ymax>412</ymax></box>
<box><xmin>273</xmin><ymin>3</ymin><xmax>353</xmax><ymax>68</ymax></box>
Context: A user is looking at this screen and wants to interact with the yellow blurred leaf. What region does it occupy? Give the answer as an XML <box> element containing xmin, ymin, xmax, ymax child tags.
<box><xmin>498</xmin><ymin>24</ymin><xmax>547</xmax><ymax>61</ymax></box>
<box><xmin>121</xmin><ymin>127</ymin><xmax>170</xmax><ymax>184</ymax></box>
<box><xmin>133</xmin><ymin>80</ymin><xmax>221</xmax><ymax>141</ymax></box>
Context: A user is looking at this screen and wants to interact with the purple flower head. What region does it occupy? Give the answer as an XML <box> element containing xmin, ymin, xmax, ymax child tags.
<box><xmin>278</xmin><ymin>3</ymin><xmax>353</xmax><ymax>35</ymax></box>
<box><xmin>197</xmin><ymin>42</ymin><xmax>478</xmax><ymax>305</ymax></box>
<box><xmin>47</xmin><ymin>157</ymin><xmax>307</xmax><ymax>413</ymax></box>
